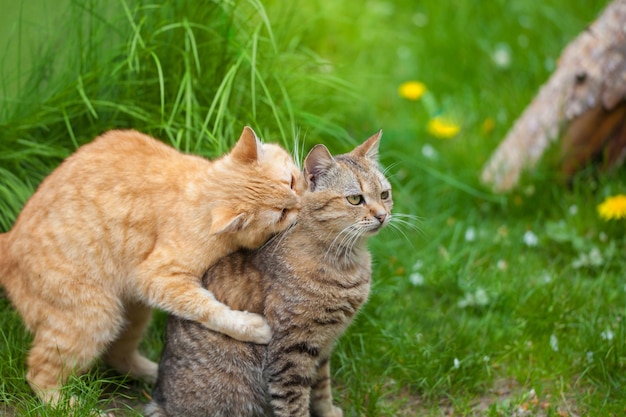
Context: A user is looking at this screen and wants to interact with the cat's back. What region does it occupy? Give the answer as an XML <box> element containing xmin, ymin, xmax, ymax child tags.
<box><xmin>9</xmin><ymin>130</ymin><xmax>202</xmax><ymax>229</ymax></box>
<box><xmin>62</xmin><ymin>130</ymin><xmax>206</xmax><ymax>183</ymax></box>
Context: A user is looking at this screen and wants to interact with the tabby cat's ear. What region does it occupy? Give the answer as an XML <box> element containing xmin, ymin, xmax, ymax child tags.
<box><xmin>304</xmin><ymin>144</ymin><xmax>335</xmax><ymax>191</ymax></box>
<box><xmin>230</xmin><ymin>126</ymin><xmax>264</xmax><ymax>164</ymax></box>
<box><xmin>352</xmin><ymin>130</ymin><xmax>382</xmax><ymax>164</ymax></box>
<box><xmin>209</xmin><ymin>206</ymin><xmax>246</xmax><ymax>234</ymax></box>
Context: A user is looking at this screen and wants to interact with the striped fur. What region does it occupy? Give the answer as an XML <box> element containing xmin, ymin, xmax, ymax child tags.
<box><xmin>0</xmin><ymin>127</ymin><xmax>301</xmax><ymax>405</ymax></box>
<box><xmin>147</xmin><ymin>131</ymin><xmax>392</xmax><ymax>417</ymax></box>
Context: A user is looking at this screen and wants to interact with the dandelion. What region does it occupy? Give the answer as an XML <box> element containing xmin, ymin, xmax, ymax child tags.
<box><xmin>427</xmin><ymin>117</ymin><xmax>460</xmax><ymax>139</ymax></box>
<box><xmin>398</xmin><ymin>81</ymin><xmax>426</xmax><ymax>100</ymax></box>
<box><xmin>597</xmin><ymin>194</ymin><xmax>626</xmax><ymax>220</ymax></box>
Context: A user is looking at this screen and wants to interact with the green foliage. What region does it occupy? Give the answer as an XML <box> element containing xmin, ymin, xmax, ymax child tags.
<box><xmin>1</xmin><ymin>0</ymin><xmax>624</xmax><ymax>415</ymax></box>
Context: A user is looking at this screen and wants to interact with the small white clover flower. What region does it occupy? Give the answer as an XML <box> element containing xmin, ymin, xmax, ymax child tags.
<box><xmin>523</xmin><ymin>230</ymin><xmax>539</xmax><ymax>247</ymax></box>
<box><xmin>550</xmin><ymin>334</ymin><xmax>559</xmax><ymax>352</ymax></box>
<box><xmin>601</xmin><ymin>329</ymin><xmax>614</xmax><ymax>341</ymax></box>
<box><xmin>464</xmin><ymin>227</ymin><xmax>476</xmax><ymax>242</ymax></box>
<box><xmin>491</xmin><ymin>43</ymin><xmax>512</xmax><ymax>69</ymax></box>
<box><xmin>409</xmin><ymin>272</ymin><xmax>424</xmax><ymax>287</ymax></box>
<box><xmin>421</xmin><ymin>144</ymin><xmax>438</xmax><ymax>160</ymax></box>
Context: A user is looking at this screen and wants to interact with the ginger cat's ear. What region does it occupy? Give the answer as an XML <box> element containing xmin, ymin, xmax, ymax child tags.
<box><xmin>352</xmin><ymin>130</ymin><xmax>382</xmax><ymax>164</ymax></box>
<box><xmin>304</xmin><ymin>144</ymin><xmax>336</xmax><ymax>191</ymax></box>
<box><xmin>209</xmin><ymin>206</ymin><xmax>246</xmax><ymax>235</ymax></box>
<box><xmin>230</xmin><ymin>126</ymin><xmax>264</xmax><ymax>164</ymax></box>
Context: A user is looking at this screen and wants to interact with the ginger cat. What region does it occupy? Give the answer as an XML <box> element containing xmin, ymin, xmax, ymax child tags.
<box><xmin>146</xmin><ymin>132</ymin><xmax>391</xmax><ymax>417</ymax></box>
<box><xmin>0</xmin><ymin>127</ymin><xmax>301</xmax><ymax>404</ymax></box>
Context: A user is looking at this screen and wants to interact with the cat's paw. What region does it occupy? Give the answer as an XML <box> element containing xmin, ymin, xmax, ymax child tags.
<box><xmin>321</xmin><ymin>406</ymin><xmax>343</xmax><ymax>417</ymax></box>
<box><xmin>220</xmin><ymin>310</ymin><xmax>272</xmax><ymax>344</ymax></box>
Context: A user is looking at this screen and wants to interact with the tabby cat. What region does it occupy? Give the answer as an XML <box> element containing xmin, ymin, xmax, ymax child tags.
<box><xmin>146</xmin><ymin>131</ymin><xmax>391</xmax><ymax>417</ymax></box>
<box><xmin>0</xmin><ymin>127</ymin><xmax>301</xmax><ymax>404</ymax></box>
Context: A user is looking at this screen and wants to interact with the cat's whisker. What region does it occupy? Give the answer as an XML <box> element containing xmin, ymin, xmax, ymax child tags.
<box><xmin>324</xmin><ymin>224</ymin><xmax>359</xmax><ymax>264</ymax></box>
<box><xmin>390</xmin><ymin>213</ymin><xmax>425</xmax><ymax>234</ymax></box>
<box><xmin>381</xmin><ymin>162</ymin><xmax>402</xmax><ymax>177</ymax></box>
<box><xmin>386</xmin><ymin>222</ymin><xmax>418</xmax><ymax>250</ymax></box>
<box><xmin>265</xmin><ymin>222</ymin><xmax>298</xmax><ymax>255</ymax></box>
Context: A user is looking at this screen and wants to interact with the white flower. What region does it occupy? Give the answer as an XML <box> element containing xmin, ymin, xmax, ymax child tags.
<box><xmin>492</xmin><ymin>43</ymin><xmax>512</xmax><ymax>69</ymax></box>
<box><xmin>464</xmin><ymin>227</ymin><xmax>476</xmax><ymax>242</ymax></box>
<box><xmin>497</xmin><ymin>259</ymin><xmax>508</xmax><ymax>270</ymax></box>
<box><xmin>601</xmin><ymin>329</ymin><xmax>614</xmax><ymax>341</ymax></box>
<box><xmin>453</xmin><ymin>358</ymin><xmax>460</xmax><ymax>369</ymax></box>
<box><xmin>421</xmin><ymin>144</ymin><xmax>438</xmax><ymax>160</ymax></box>
<box><xmin>458</xmin><ymin>288</ymin><xmax>489</xmax><ymax>308</ymax></box>
<box><xmin>409</xmin><ymin>272</ymin><xmax>424</xmax><ymax>286</ymax></box>
<box><xmin>523</xmin><ymin>230</ymin><xmax>538</xmax><ymax>247</ymax></box>
<box><xmin>569</xmin><ymin>205</ymin><xmax>578</xmax><ymax>216</ymax></box>
<box><xmin>550</xmin><ymin>334</ymin><xmax>559</xmax><ymax>352</ymax></box>
<box><xmin>586</xmin><ymin>351</ymin><xmax>594</xmax><ymax>363</ymax></box>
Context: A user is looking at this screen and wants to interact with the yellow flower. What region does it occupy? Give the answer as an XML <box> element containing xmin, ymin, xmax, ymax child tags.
<box><xmin>598</xmin><ymin>194</ymin><xmax>626</xmax><ymax>220</ymax></box>
<box><xmin>398</xmin><ymin>81</ymin><xmax>426</xmax><ymax>100</ymax></box>
<box><xmin>427</xmin><ymin>117</ymin><xmax>460</xmax><ymax>139</ymax></box>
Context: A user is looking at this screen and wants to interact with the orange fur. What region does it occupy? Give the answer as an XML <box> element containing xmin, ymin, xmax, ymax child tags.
<box><xmin>0</xmin><ymin>127</ymin><xmax>301</xmax><ymax>404</ymax></box>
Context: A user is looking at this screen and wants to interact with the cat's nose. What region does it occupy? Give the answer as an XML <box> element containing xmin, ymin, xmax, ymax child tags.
<box><xmin>375</xmin><ymin>212</ymin><xmax>386</xmax><ymax>224</ymax></box>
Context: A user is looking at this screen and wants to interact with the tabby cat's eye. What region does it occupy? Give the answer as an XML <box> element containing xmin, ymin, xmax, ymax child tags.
<box><xmin>290</xmin><ymin>174</ymin><xmax>295</xmax><ymax>190</ymax></box>
<box><xmin>346</xmin><ymin>195</ymin><xmax>364</xmax><ymax>205</ymax></box>
<box><xmin>279</xmin><ymin>208</ymin><xmax>288</xmax><ymax>221</ymax></box>
<box><xmin>381</xmin><ymin>190</ymin><xmax>390</xmax><ymax>200</ymax></box>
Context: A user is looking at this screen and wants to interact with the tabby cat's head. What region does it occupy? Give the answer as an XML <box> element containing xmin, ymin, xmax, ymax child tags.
<box><xmin>302</xmin><ymin>131</ymin><xmax>392</xmax><ymax>248</ymax></box>
<box><xmin>209</xmin><ymin>127</ymin><xmax>302</xmax><ymax>249</ymax></box>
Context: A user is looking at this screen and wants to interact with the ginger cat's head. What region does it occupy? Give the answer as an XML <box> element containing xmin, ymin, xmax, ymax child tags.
<box><xmin>209</xmin><ymin>127</ymin><xmax>302</xmax><ymax>249</ymax></box>
<box><xmin>301</xmin><ymin>130</ymin><xmax>392</xmax><ymax>249</ymax></box>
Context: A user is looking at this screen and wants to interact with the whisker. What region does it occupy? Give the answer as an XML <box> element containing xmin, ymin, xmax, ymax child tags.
<box><xmin>381</xmin><ymin>161</ymin><xmax>402</xmax><ymax>177</ymax></box>
<box><xmin>263</xmin><ymin>221</ymin><xmax>298</xmax><ymax>254</ymax></box>
<box><xmin>386</xmin><ymin>222</ymin><xmax>418</xmax><ymax>250</ymax></box>
<box><xmin>324</xmin><ymin>224</ymin><xmax>355</xmax><ymax>263</ymax></box>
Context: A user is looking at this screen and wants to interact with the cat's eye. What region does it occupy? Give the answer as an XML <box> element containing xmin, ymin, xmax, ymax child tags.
<box><xmin>346</xmin><ymin>195</ymin><xmax>364</xmax><ymax>205</ymax></box>
<box><xmin>290</xmin><ymin>174</ymin><xmax>296</xmax><ymax>190</ymax></box>
<box><xmin>279</xmin><ymin>208</ymin><xmax>289</xmax><ymax>221</ymax></box>
<box><xmin>381</xmin><ymin>190</ymin><xmax>390</xmax><ymax>200</ymax></box>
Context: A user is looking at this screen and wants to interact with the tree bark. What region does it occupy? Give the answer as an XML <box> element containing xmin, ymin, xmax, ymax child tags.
<box><xmin>481</xmin><ymin>0</ymin><xmax>626</xmax><ymax>192</ymax></box>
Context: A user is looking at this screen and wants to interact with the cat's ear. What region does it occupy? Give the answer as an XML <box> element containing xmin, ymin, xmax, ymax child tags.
<box><xmin>304</xmin><ymin>144</ymin><xmax>335</xmax><ymax>191</ymax></box>
<box><xmin>230</xmin><ymin>126</ymin><xmax>264</xmax><ymax>164</ymax></box>
<box><xmin>352</xmin><ymin>130</ymin><xmax>382</xmax><ymax>164</ymax></box>
<box><xmin>209</xmin><ymin>206</ymin><xmax>246</xmax><ymax>234</ymax></box>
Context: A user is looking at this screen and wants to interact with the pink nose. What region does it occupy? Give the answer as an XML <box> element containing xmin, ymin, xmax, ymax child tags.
<box><xmin>375</xmin><ymin>213</ymin><xmax>386</xmax><ymax>224</ymax></box>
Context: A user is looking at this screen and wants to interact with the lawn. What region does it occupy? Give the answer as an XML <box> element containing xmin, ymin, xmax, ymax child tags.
<box><xmin>1</xmin><ymin>0</ymin><xmax>624</xmax><ymax>416</ymax></box>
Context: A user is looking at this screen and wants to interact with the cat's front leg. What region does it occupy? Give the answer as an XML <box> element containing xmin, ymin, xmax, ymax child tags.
<box><xmin>311</xmin><ymin>359</ymin><xmax>343</xmax><ymax>417</ymax></box>
<box><xmin>265</xmin><ymin>341</ymin><xmax>316</xmax><ymax>417</ymax></box>
<box><xmin>137</xmin><ymin>264</ymin><xmax>271</xmax><ymax>344</ymax></box>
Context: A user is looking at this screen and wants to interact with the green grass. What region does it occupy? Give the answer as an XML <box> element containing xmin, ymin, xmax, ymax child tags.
<box><xmin>1</xmin><ymin>0</ymin><xmax>624</xmax><ymax>415</ymax></box>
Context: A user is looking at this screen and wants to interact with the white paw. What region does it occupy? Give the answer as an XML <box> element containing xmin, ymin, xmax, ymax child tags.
<box><xmin>326</xmin><ymin>405</ymin><xmax>343</xmax><ymax>417</ymax></box>
<box><xmin>222</xmin><ymin>310</ymin><xmax>272</xmax><ymax>344</ymax></box>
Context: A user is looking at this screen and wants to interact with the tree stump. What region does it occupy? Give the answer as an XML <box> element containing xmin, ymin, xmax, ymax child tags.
<box><xmin>481</xmin><ymin>0</ymin><xmax>626</xmax><ymax>192</ymax></box>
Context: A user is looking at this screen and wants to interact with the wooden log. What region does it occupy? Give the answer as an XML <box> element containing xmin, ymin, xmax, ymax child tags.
<box><xmin>481</xmin><ymin>0</ymin><xmax>626</xmax><ymax>192</ymax></box>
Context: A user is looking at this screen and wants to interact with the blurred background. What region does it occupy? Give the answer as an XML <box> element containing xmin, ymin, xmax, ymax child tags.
<box><xmin>1</xmin><ymin>1</ymin><xmax>624</xmax><ymax>416</ymax></box>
